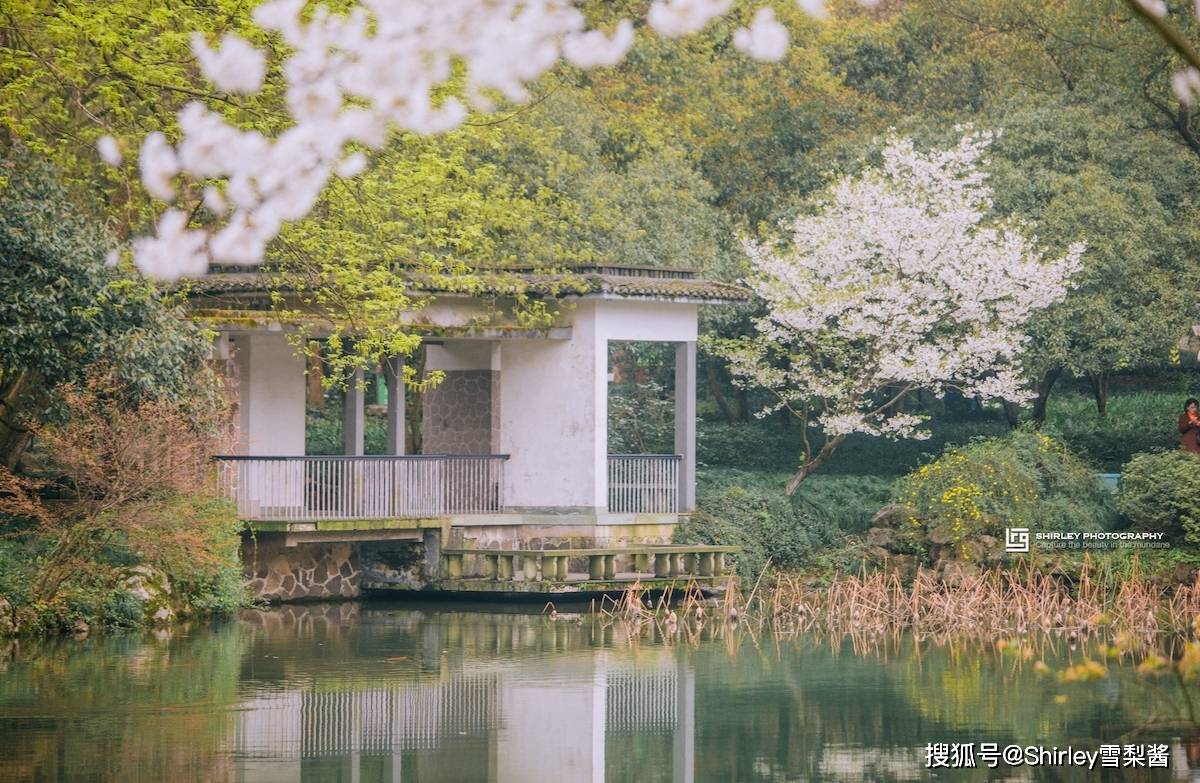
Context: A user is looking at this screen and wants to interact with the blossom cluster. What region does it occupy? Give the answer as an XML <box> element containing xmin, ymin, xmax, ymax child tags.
<box><xmin>106</xmin><ymin>0</ymin><xmax>854</xmax><ymax>280</ymax></box>
<box><xmin>728</xmin><ymin>132</ymin><xmax>1083</xmax><ymax>441</ymax></box>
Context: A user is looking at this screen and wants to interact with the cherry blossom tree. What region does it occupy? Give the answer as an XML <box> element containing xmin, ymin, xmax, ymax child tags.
<box><xmin>717</xmin><ymin>132</ymin><xmax>1084</xmax><ymax>493</ymax></box>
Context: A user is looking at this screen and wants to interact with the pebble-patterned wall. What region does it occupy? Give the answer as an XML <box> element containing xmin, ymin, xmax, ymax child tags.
<box><xmin>422</xmin><ymin>370</ymin><xmax>497</xmax><ymax>454</ymax></box>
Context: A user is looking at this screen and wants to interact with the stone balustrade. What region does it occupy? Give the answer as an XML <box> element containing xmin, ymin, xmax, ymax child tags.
<box><xmin>439</xmin><ymin>544</ymin><xmax>739</xmax><ymax>585</ymax></box>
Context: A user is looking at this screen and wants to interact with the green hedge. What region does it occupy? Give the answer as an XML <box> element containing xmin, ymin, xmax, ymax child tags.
<box><xmin>697</xmin><ymin>419</ymin><xmax>1010</xmax><ymax>476</ymax></box>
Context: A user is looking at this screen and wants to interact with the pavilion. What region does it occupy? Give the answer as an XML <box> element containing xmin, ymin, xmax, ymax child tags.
<box><xmin>185</xmin><ymin>264</ymin><xmax>746</xmax><ymax>600</ymax></box>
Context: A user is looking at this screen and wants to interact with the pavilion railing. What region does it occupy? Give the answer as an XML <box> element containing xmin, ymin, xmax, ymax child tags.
<box><xmin>607</xmin><ymin>454</ymin><xmax>681</xmax><ymax>514</ymax></box>
<box><xmin>213</xmin><ymin>455</ymin><xmax>508</xmax><ymax>521</ymax></box>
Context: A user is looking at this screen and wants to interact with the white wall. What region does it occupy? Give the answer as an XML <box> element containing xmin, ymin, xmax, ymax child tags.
<box><xmin>498</xmin><ymin>299</ymin><xmax>697</xmax><ymax>511</ymax></box>
<box><xmin>425</xmin><ymin>341</ymin><xmax>498</xmax><ymax>372</ymax></box>
<box><xmin>499</xmin><ymin>304</ymin><xmax>603</xmax><ymax>509</ymax></box>
<box><xmin>235</xmin><ymin>332</ymin><xmax>306</xmax><ymax>456</ymax></box>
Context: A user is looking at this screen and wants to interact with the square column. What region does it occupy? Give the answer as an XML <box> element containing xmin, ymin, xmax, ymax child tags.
<box><xmin>233</xmin><ymin>332</ymin><xmax>306</xmax><ymax>456</ymax></box>
<box><xmin>343</xmin><ymin>366</ymin><xmax>364</xmax><ymax>456</ymax></box>
<box><xmin>674</xmin><ymin>341</ymin><xmax>697</xmax><ymax>511</ymax></box>
<box><xmin>384</xmin><ymin>356</ymin><xmax>405</xmax><ymax>455</ymax></box>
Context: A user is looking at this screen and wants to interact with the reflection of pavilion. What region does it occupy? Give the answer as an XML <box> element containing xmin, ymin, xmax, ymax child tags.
<box><xmin>233</xmin><ymin>652</ymin><xmax>694</xmax><ymax>782</ymax></box>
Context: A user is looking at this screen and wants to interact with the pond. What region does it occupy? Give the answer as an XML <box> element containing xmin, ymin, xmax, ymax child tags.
<box><xmin>0</xmin><ymin>601</ymin><xmax>1191</xmax><ymax>782</ymax></box>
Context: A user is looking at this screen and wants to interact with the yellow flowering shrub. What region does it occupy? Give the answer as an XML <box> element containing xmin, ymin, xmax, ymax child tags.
<box><xmin>892</xmin><ymin>429</ymin><xmax>1116</xmax><ymax>559</ymax></box>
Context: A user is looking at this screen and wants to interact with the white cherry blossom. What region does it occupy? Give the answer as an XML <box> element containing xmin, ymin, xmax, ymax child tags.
<box><xmin>191</xmin><ymin>33</ymin><xmax>267</xmax><ymax>94</ymax></box>
<box><xmin>723</xmin><ymin>132</ymin><xmax>1083</xmax><ymax>491</ymax></box>
<box><xmin>734</xmin><ymin>8</ymin><xmax>789</xmax><ymax>62</ymax></box>
<box><xmin>96</xmin><ymin>135</ymin><xmax>122</xmax><ymax>166</ymax></box>
<box><xmin>647</xmin><ymin>0</ymin><xmax>732</xmax><ymax>38</ymax></box>
<box><xmin>125</xmin><ymin>0</ymin><xmax>853</xmax><ymax>277</ymax></box>
<box><xmin>133</xmin><ymin>210</ymin><xmax>208</xmax><ymax>280</ymax></box>
<box><xmin>563</xmin><ymin>20</ymin><xmax>636</xmax><ymax>67</ymax></box>
<box><xmin>139</xmin><ymin>132</ymin><xmax>179</xmax><ymax>202</ymax></box>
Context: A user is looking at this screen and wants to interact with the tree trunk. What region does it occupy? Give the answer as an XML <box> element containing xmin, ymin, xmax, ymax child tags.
<box><xmin>1030</xmin><ymin>366</ymin><xmax>1063</xmax><ymax>425</ymax></box>
<box><xmin>1</xmin><ymin>427</ymin><xmax>32</xmax><ymax>472</ymax></box>
<box><xmin>407</xmin><ymin>346</ymin><xmax>425</xmax><ymax>453</ymax></box>
<box><xmin>737</xmin><ymin>389</ymin><xmax>751</xmax><ymax>423</ymax></box>
<box><xmin>1089</xmin><ymin>372</ymin><xmax>1110</xmax><ymax>417</ymax></box>
<box><xmin>0</xmin><ymin>369</ymin><xmax>33</xmax><ymax>470</ymax></box>
<box><xmin>785</xmin><ymin>434</ymin><xmax>846</xmax><ymax>495</ymax></box>
<box><xmin>1002</xmin><ymin>400</ymin><xmax>1021</xmax><ymax>428</ymax></box>
<box><xmin>306</xmin><ymin>342</ymin><xmax>325</xmax><ymax>408</ymax></box>
<box><xmin>705</xmin><ymin>363</ymin><xmax>737</xmax><ymax>424</ymax></box>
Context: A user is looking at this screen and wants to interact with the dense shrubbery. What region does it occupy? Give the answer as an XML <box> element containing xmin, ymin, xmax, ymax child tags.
<box><xmin>697</xmin><ymin>419</ymin><xmax>1011</xmax><ymax>475</ymax></box>
<box><xmin>892</xmin><ymin>430</ymin><xmax>1117</xmax><ymax>559</ymax></box>
<box><xmin>0</xmin><ymin>376</ymin><xmax>246</xmax><ymax>636</ymax></box>
<box><xmin>2</xmin><ymin>491</ymin><xmax>243</xmax><ymax>636</ymax></box>
<box><xmin>306</xmin><ymin>406</ymin><xmax>388</xmax><ymax>455</ymax></box>
<box><xmin>1116</xmin><ymin>450</ymin><xmax>1200</xmax><ymax>543</ymax></box>
<box><xmin>1043</xmin><ymin>392</ymin><xmax>1183</xmax><ymax>472</ymax></box>
<box><xmin>608</xmin><ymin>381</ymin><xmax>674</xmax><ymax>454</ymax></box>
<box><xmin>678</xmin><ymin>469</ymin><xmax>891</xmax><ymax>581</ymax></box>
<box><xmin>696</xmin><ymin>389</ymin><xmax>1190</xmax><ymax>477</ymax></box>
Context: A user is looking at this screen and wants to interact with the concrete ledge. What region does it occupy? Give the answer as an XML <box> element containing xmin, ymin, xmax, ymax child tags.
<box><xmin>367</xmin><ymin>575</ymin><xmax>729</xmax><ymax>595</ymax></box>
<box><xmin>285</xmin><ymin>529</ymin><xmax>422</xmax><ymax>546</ymax></box>
<box><xmin>247</xmin><ymin>517</ymin><xmax>445</xmax><ymax>534</ymax></box>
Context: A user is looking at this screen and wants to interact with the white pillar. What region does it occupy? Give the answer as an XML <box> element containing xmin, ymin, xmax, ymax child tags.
<box><xmin>233</xmin><ymin>332</ymin><xmax>306</xmax><ymax>456</ymax></box>
<box><xmin>343</xmin><ymin>366</ymin><xmax>364</xmax><ymax>456</ymax></box>
<box><xmin>384</xmin><ymin>356</ymin><xmax>405</xmax><ymax>455</ymax></box>
<box><xmin>674</xmin><ymin>341</ymin><xmax>697</xmax><ymax>511</ymax></box>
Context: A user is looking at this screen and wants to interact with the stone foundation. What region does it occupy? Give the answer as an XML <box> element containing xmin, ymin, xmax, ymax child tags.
<box><xmin>243</xmin><ymin>536</ymin><xmax>363</xmax><ymax>601</ymax></box>
<box><xmin>243</xmin><ymin>517</ymin><xmax>680</xmax><ymax>600</ymax></box>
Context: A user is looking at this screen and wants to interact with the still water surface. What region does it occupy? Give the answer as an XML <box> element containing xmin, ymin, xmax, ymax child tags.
<box><xmin>0</xmin><ymin>601</ymin><xmax>1192</xmax><ymax>782</ymax></box>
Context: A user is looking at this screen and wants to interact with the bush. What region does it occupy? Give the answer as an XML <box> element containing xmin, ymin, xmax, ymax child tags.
<box><xmin>892</xmin><ymin>429</ymin><xmax>1117</xmax><ymax>558</ymax></box>
<box><xmin>676</xmin><ymin>470</ymin><xmax>891</xmax><ymax>581</ymax></box>
<box><xmin>608</xmin><ymin>381</ymin><xmax>674</xmax><ymax>454</ymax></box>
<box><xmin>102</xmin><ymin>589</ymin><xmax>145</xmax><ymax>629</ymax></box>
<box><xmin>125</xmin><ymin>494</ymin><xmax>245</xmax><ymax>616</ymax></box>
<box><xmin>1115</xmin><ymin>450</ymin><xmax>1200</xmax><ymax>542</ymax></box>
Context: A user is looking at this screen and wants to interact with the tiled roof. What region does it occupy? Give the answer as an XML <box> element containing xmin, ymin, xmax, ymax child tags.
<box><xmin>178</xmin><ymin>265</ymin><xmax>749</xmax><ymax>304</ymax></box>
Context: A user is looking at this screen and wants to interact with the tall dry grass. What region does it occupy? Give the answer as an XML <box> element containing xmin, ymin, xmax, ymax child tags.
<box><xmin>596</xmin><ymin>560</ymin><xmax>1200</xmax><ymax>651</ymax></box>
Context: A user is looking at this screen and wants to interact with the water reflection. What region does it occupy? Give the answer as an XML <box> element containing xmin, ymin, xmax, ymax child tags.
<box><xmin>0</xmin><ymin>602</ymin><xmax>1193</xmax><ymax>782</ymax></box>
<box><xmin>232</xmin><ymin>605</ymin><xmax>695</xmax><ymax>783</ymax></box>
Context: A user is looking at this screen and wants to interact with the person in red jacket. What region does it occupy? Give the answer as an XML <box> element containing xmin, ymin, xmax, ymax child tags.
<box><xmin>1180</xmin><ymin>398</ymin><xmax>1200</xmax><ymax>453</ymax></box>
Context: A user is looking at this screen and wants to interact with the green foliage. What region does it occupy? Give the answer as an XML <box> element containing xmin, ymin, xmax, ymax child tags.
<box><xmin>893</xmin><ymin>430</ymin><xmax>1117</xmax><ymax>558</ymax></box>
<box><xmin>1115</xmin><ymin>451</ymin><xmax>1200</xmax><ymax>543</ymax></box>
<box><xmin>305</xmin><ymin>406</ymin><xmax>388</xmax><ymax>455</ymax></box>
<box><xmin>0</xmin><ymin>0</ymin><xmax>283</xmax><ymax>234</ymax></box>
<box><xmin>133</xmin><ymin>494</ymin><xmax>244</xmax><ymax>616</ymax></box>
<box><xmin>102</xmin><ymin>590</ymin><xmax>144</xmax><ymax>629</ymax></box>
<box><xmin>5</xmin><ymin>493</ymin><xmax>245</xmax><ymax>634</ymax></box>
<box><xmin>986</xmin><ymin>99</ymin><xmax>1200</xmax><ymax>386</ymax></box>
<box><xmin>697</xmin><ymin>417</ymin><xmax>1012</xmax><ymax>475</ymax></box>
<box><xmin>1044</xmin><ymin>391</ymin><xmax>1187</xmax><ymax>471</ymax></box>
<box><xmin>677</xmin><ymin>469</ymin><xmax>890</xmax><ymax>581</ymax></box>
<box><xmin>0</xmin><ymin>150</ymin><xmax>210</xmax><ymax>466</ymax></box>
<box><xmin>608</xmin><ymin>381</ymin><xmax>674</xmax><ymax>454</ymax></box>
